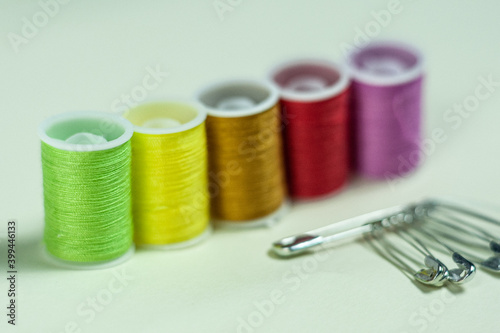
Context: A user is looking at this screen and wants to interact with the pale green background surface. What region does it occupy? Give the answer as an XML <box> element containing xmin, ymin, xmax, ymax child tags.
<box><xmin>1</xmin><ymin>1</ymin><xmax>500</xmax><ymax>332</ymax></box>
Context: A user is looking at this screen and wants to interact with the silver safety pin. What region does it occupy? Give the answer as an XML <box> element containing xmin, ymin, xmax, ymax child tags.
<box><xmin>417</xmin><ymin>219</ymin><xmax>500</xmax><ymax>272</ymax></box>
<box><xmin>272</xmin><ymin>198</ymin><xmax>500</xmax><ymax>262</ymax></box>
<box><xmin>272</xmin><ymin>202</ymin><xmax>418</xmax><ymax>257</ymax></box>
<box><xmin>422</xmin><ymin>198</ymin><xmax>500</xmax><ymax>229</ymax></box>
<box><xmin>419</xmin><ymin>200</ymin><xmax>500</xmax><ymax>254</ymax></box>
<box><xmin>271</xmin><ymin>198</ymin><xmax>493</xmax><ymax>286</ymax></box>
<box><xmin>415</xmin><ymin>200</ymin><xmax>500</xmax><ymax>272</ymax></box>
<box><xmin>370</xmin><ymin>225</ymin><xmax>450</xmax><ymax>286</ymax></box>
<box><xmin>411</xmin><ymin>226</ymin><xmax>476</xmax><ymax>283</ymax></box>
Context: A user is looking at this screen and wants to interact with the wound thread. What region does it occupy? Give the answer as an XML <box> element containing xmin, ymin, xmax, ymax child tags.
<box><xmin>270</xmin><ymin>59</ymin><xmax>351</xmax><ymax>199</ymax></box>
<box><xmin>39</xmin><ymin>111</ymin><xmax>134</xmax><ymax>264</ymax></box>
<box><xmin>124</xmin><ymin>102</ymin><xmax>210</xmax><ymax>246</ymax></box>
<box><xmin>198</xmin><ymin>80</ymin><xmax>287</xmax><ymax>224</ymax></box>
<box><xmin>347</xmin><ymin>41</ymin><xmax>424</xmax><ymax>179</ymax></box>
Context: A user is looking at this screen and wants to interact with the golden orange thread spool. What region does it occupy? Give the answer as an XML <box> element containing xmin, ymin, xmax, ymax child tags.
<box><xmin>196</xmin><ymin>80</ymin><xmax>288</xmax><ymax>226</ymax></box>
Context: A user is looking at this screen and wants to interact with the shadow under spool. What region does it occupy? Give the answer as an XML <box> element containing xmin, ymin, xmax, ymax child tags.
<box><xmin>269</xmin><ymin>59</ymin><xmax>351</xmax><ymax>199</ymax></box>
<box><xmin>347</xmin><ymin>41</ymin><xmax>424</xmax><ymax>179</ymax></box>
<box><xmin>123</xmin><ymin>101</ymin><xmax>211</xmax><ymax>248</ymax></box>
<box><xmin>196</xmin><ymin>80</ymin><xmax>289</xmax><ymax>227</ymax></box>
<box><xmin>38</xmin><ymin>111</ymin><xmax>134</xmax><ymax>269</ymax></box>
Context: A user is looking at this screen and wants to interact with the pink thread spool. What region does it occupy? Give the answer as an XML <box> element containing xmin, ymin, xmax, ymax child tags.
<box><xmin>347</xmin><ymin>41</ymin><xmax>424</xmax><ymax>179</ymax></box>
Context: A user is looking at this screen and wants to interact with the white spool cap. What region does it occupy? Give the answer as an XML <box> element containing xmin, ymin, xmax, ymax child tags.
<box><xmin>216</xmin><ymin>96</ymin><xmax>257</xmax><ymax>110</ymax></box>
<box><xmin>269</xmin><ymin>59</ymin><xmax>350</xmax><ymax>102</ymax></box>
<box><xmin>38</xmin><ymin>111</ymin><xmax>134</xmax><ymax>152</ymax></box>
<box><xmin>65</xmin><ymin>132</ymin><xmax>108</xmax><ymax>144</ymax></box>
<box><xmin>346</xmin><ymin>40</ymin><xmax>424</xmax><ymax>86</ymax></box>
<box><xmin>285</xmin><ymin>76</ymin><xmax>329</xmax><ymax>92</ymax></box>
<box><xmin>196</xmin><ymin>79</ymin><xmax>280</xmax><ymax>118</ymax></box>
<box><xmin>123</xmin><ymin>100</ymin><xmax>207</xmax><ymax>135</ymax></box>
<box><xmin>142</xmin><ymin>118</ymin><xmax>182</xmax><ymax>129</ymax></box>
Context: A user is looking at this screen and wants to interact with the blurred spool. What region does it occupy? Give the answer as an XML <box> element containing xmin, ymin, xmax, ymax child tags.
<box><xmin>347</xmin><ymin>40</ymin><xmax>424</xmax><ymax>179</ymax></box>
<box><xmin>123</xmin><ymin>101</ymin><xmax>210</xmax><ymax>248</ymax></box>
<box><xmin>196</xmin><ymin>80</ymin><xmax>288</xmax><ymax>227</ymax></box>
<box><xmin>269</xmin><ymin>59</ymin><xmax>350</xmax><ymax>199</ymax></box>
<box><xmin>38</xmin><ymin>111</ymin><xmax>134</xmax><ymax>269</ymax></box>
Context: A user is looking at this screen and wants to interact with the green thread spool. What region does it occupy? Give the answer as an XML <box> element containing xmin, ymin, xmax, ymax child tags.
<box><xmin>38</xmin><ymin>111</ymin><xmax>134</xmax><ymax>269</ymax></box>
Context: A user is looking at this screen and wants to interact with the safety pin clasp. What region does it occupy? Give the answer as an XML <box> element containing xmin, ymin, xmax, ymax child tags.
<box><xmin>449</xmin><ymin>252</ymin><xmax>476</xmax><ymax>283</ymax></box>
<box><xmin>414</xmin><ymin>256</ymin><xmax>449</xmax><ymax>286</ymax></box>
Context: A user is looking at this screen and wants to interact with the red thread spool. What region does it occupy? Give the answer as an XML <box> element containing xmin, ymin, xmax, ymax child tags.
<box><xmin>270</xmin><ymin>59</ymin><xmax>350</xmax><ymax>199</ymax></box>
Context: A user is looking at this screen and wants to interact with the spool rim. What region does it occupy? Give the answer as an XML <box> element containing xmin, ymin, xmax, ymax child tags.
<box><xmin>43</xmin><ymin>244</ymin><xmax>135</xmax><ymax>270</ymax></box>
<box><xmin>214</xmin><ymin>200</ymin><xmax>290</xmax><ymax>228</ymax></box>
<box><xmin>123</xmin><ymin>100</ymin><xmax>207</xmax><ymax>135</ymax></box>
<box><xmin>195</xmin><ymin>79</ymin><xmax>280</xmax><ymax>118</ymax></box>
<box><xmin>138</xmin><ymin>225</ymin><xmax>212</xmax><ymax>250</ymax></box>
<box><xmin>346</xmin><ymin>40</ymin><xmax>424</xmax><ymax>86</ymax></box>
<box><xmin>38</xmin><ymin>111</ymin><xmax>134</xmax><ymax>152</ymax></box>
<box><xmin>269</xmin><ymin>58</ymin><xmax>350</xmax><ymax>102</ymax></box>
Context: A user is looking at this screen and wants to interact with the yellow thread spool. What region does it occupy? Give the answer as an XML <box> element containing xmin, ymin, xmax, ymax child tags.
<box><xmin>123</xmin><ymin>101</ymin><xmax>210</xmax><ymax>247</ymax></box>
<box><xmin>197</xmin><ymin>80</ymin><xmax>289</xmax><ymax>227</ymax></box>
